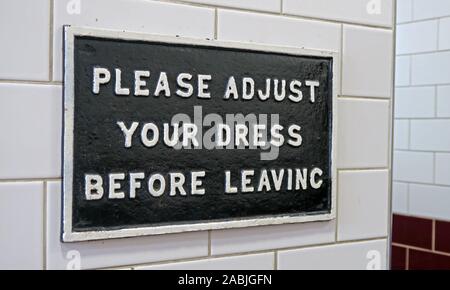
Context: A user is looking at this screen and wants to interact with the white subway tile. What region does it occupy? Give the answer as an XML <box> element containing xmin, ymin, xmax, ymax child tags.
<box><xmin>46</xmin><ymin>181</ymin><xmax>208</xmax><ymax>270</ymax></box>
<box><xmin>393</xmin><ymin>151</ymin><xmax>434</xmax><ymax>183</ymax></box>
<box><xmin>0</xmin><ymin>182</ymin><xmax>43</xmax><ymax>270</ymax></box>
<box><xmin>210</xmin><ymin>220</ymin><xmax>335</xmax><ymax>256</ymax></box>
<box><xmin>410</xmin><ymin>120</ymin><xmax>450</xmax><ymax>151</ymax></box>
<box><xmin>394</xmin><ymin>86</ymin><xmax>435</xmax><ymax>118</ymax></box>
<box><xmin>136</xmin><ymin>253</ymin><xmax>274</xmax><ymax>270</ymax></box>
<box><xmin>437</xmin><ymin>85</ymin><xmax>450</xmax><ymax>117</ymax></box>
<box><xmin>392</xmin><ymin>182</ymin><xmax>408</xmax><ymax>214</ymax></box>
<box><xmin>395</xmin><ymin>56</ymin><xmax>411</xmax><ymax>86</ymax></box>
<box><xmin>337</xmin><ymin>170</ymin><xmax>389</xmax><ymax>241</ymax></box>
<box><xmin>397</xmin><ymin>0</ymin><xmax>413</xmax><ymax>23</ymax></box>
<box><xmin>439</xmin><ymin>17</ymin><xmax>450</xmax><ymax>50</ymax></box>
<box><xmin>411</xmin><ymin>51</ymin><xmax>450</xmax><ymax>85</ymax></box>
<box><xmin>278</xmin><ymin>239</ymin><xmax>387</xmax><ymax>270</ymax></box>
<box><xmin>217</xmin><ymin>9</ymin><xmax>341</xmax><ymax>51</ymax></box>
<box><xmin>337</xmin><ymin>98</ymin><xmax>390</xmax><ymax>168</ymax></box>
<box><xmin>0</xmin><ymin>0</ymin><xmax>50</xmax><ymax>81</ymax></box>
<box><xmin>394</xmin><ymin>120</ymin><xmax>409</xmax><ymax>150</ymax></box>
<box><xmin>53</xmin><ymin>0</ymin><xmax>215</xmax><ymax>81</ymax></box>
<box><xmin>184</xmin><ymin>0</ymin><xmax>280</xmax><ymax>12</ymax></box>
<box><xmin>342</xmin><ymin>25</ymin><xmax>393</xmax><ymax>98</ymax></box>
<box><xmin>413</xmin><ymin>0</ymin><xmax>450</xmax><ymax>20</ymax></box>
<box><xmin>0</xmin><ymin>83</ymin><xmax>61</xmax><ymax>179</ymax></box>
<box><xmin>283</xmin><ymin>0</ymin><xmax>393</xmax><ymax>27</ymax></box>
<box><xmin>396</xmin><ymin>20</ymin><xmax>438</xmax><ymax>54</ymax></box>
<box><xmin>409</xmin><ymin>184</ymin><xmax>450</xmax><ymax>220</ymax></box>
<box><xmin>435</xmin><ymin>153</ymin><xmax>450</xmax><ymax>186</ymax></box>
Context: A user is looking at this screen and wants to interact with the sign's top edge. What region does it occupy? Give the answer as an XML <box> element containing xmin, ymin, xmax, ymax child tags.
<box><xmin>64</xmin><ymin>25</ymin><xmax>339</xmax><ymax>59</ymax></box>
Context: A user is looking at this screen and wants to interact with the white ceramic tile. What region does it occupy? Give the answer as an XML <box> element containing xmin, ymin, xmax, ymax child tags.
<box><xmin>283</xmin><ymin>0</ymin><xmax>393</xmax><ymax>27</ymax></box>
<box><xmin>136</xmin><ymin>253</ymin><xmax>274</xmax><ymax>270</ymax></box>
<box><xmin>437</xmin><ymin>85</ymin><xmax>450</xmax><ymax>117</ymax></box>
<box><xmin>337</xmin><ymin>170</ymin><xmax>389</xmax><ymax>241</ymax></box>
<box><xmin>439</xmin><ymin>17</ymin><xmax>450</xmax><ymax>50</ymax></box>
<box><xmin>392</xmin><ymin>182</ymin><xmax>408</xmax><ymax>214</ymax></box>
<box><xmin>210</xmin><ymin>220</ymin><xmax>335</xmax><ymax>256</ymax></box>
<box><xmin>394</xmin><ymin>120</ymin><xmax>409</xmax><ymax>150</ymax></box>
<box><xmin>278</xmin><ymin>239</ymin><xmax>387</xmax><ymax>270</ymax></box>
<box><xmin>395</xmin><ymin>56</ymin><xmax>411</xmax><ymax>86</ymax></box>
<box><xmin>413</xmin><ymin>0</ymin><xmax>450</xmax><ymax>21</ymax></box>
<box><xmin>0</xmin><ymin>182</ymin><xmax>43</xmax><ymax>270</ymax></box>
<box><xmin>46</xmin><ymin>181</ymin><xmax>208</xmax><ymax>270</ymax></box>
<box><xmin>0</xmin><ymin>0</ymin><xmax>50</xmax><ymax>81</ymax></box>
<box><xmin>0</xmin><ymin>83</ymin><xmax>61</xmax><ymax>179</ymax></box>
<box><xmin>393</xmin><ymin>150</ymin><xmax>434</xmax><ymax>183</ymax></box>
<box><xmin>53</xmin><ymin>0</ymin><xmax>215</xmax><ymax>81</ymax></box>
<box><xmin>337</xmin><ymin>98</ymin><xmax>390</xmax><ymax>168</ymax></box>
<box><xmin>183</xmin><ymin>0</ymin><xmax>280</xmax><ymax>12</ymax></box>
<box><xmin>217</xmin><ymin>9</ymin><xmax>341</xmax><ymax>51</ymax></box>
<box><xmin>396</xmin><ymin>20</ymin><xmax>438</xmax><ymax>54</ymax></box>
<box><xmin>397</xmin><ymin>0</ymin><xmax>413</xmax><ymax>23</ymax></box>
<box><xmin>410</xmin><ymin>120</ymin><xmax>450</xmax><ymax>151</ymax></box>
<box><xmin>342</xmin><ymin>25</ymin><xmax>393</xmax><ymax>98</ymax></box>
<box><xmin>411</xmin><ymin>51</ymin><xmax>450</xmax><ymax>85</ymax></box>
<box><xmin>409</xmin><ymin>184</ymin><xmax>450</xmax><ymax>220</ymax></box>
<box><xmin>435</xmin><ymin>153</ymin><xmax>450</xmax><ymax>186</ymax></box>
<box><xmin>394</xmin><ymin>86</ymin><xmax>435</xmax><ymax>118</ymax></box>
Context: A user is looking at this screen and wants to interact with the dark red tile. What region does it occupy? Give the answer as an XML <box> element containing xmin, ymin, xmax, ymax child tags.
<box><xmin>409</xmin><ymin>249</ymin><xmax>450</xmax><ymax>270</ymax></box>
<box><xmin>392</xmin><ymin>214</ymin><xmax>432</xmax><ymax>249</ymax></box>
<box><xmin>391</xmin><ymin>246</ymin><xmax>406</xmax><ymax>270</ymax></box>
<box><xmin>435</xmin><ymin>220</ymin><xmax>450</xmax><ymax>254</ymax></box>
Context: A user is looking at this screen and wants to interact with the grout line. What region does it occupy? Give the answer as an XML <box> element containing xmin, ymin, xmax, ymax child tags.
<box><xmin>0</xmin><ymin>79</ymin><xmax>62</xmax><ymax>85</ymax></box>
<box><xmin>334</xmin><ymin>23</ymin><xmax>344</xmax><ymax>244</ymax></box>
<box><xmin>432</xmin><ymin>219</ymin><xmax>436</xmax><ymax>251</ymax></box>
<box><xmin>0</xmin><ymin>178</ymin><xmax>62</xmax><ymax>183</ymax></box>
<box><xmin>334</xmin><ymin>167</ymin><xmax>339</xmax><ymax>242</ymax></box>
<box><xmin>405</xmin><ymin>248</ymin><xmax>409</xmax><ymax>270</ymax></box>
<box><xmin>432</xmin><ymin>153</ymin><xmax>436</xmax><ymax>183</ymax></box>
<box><xmin>49</xmin><ymin>0</ymin><xmax>54</xmax><ymax>82</ymax></box>
<box><xmin>396</xmin><ymin>47</ymin><xmax>450</xmax><ymax>57</ymax></box>
<box><xmin>392</xmin><ymin>179</ymin><xmax>450</xmax><ymax>188</ymax></box>
<box><xmin>408</xmin><ymin>55</ymin><xmax>412</xmax><ymax>85</ymax></box>
<box><xmin>142</xmin><ymin>0</ymin><xmax>395</xmax><ymax>30</ymax></box>
<box><xmin>399</xmin><ymin>15</ymin><xmax>450</xmax><ymax>25</ymax></box>
<box><xmin>395</xmin><ymin>148</ymin><xmax>450</xmax><ymax>153</ymax></box>
<box><xmin>396</xmin><ymin>83</ymin><xmax>450</xmax><ymax>88</ymax></box>
<box><xmin>436</xmin><ymin>18</ymin><xmax>440</xmax><ymax>51</ymax></box>
<box><xmin>395</xmin><ymin>117</ymin><xmax>450</xmax><ymax>121</ymax></box>
<box><xmin>43</xmin><ymin>181</ymin><xmax>47</xmax><ymax>270</ymax></box>
<box><xmin>338</xmin><ymin>167</ymin><xmax>389</xmax><ymax>172</ymax></box>
<box><xmin>406</xmin><ymin>183</ymin><xmax>410</xmax><ymax>214</ymax></box>
<box><xmin>407</xmin><ymin>120</ymin><xmax>411</xmax><ymax>150</ymax></box>
<box><xmin>273</xmin><ymin>251</ymin><xmax>278</xmax><ymax>270</ymax></box>
<box><xmin>340</xmin><ymin>24</ymin><xmax>344</xmax><ymax>96</ymax></box>
<box><xmin>279</xmin><ymin>0</ymin><xmax>283</xmax><ymax>14</ymax></box>
<box><xmin>214</xmin><ymin>8</ymin><xmax>218</xmax><ymax>40</ymax></box>
<box><xmin>393</xmin><ymin>212</ymin><xmax>450</xmax><ymax>223</ymax></box>
<box><xmin>111</xmin><ymin>237</ymin><xmax>389</xmax><ymax>270</ymax></box>
<box><xmin>392</xmin><ymin>242</ymin><xmax>450</xmax><ymax>257</ymax></box>
<box><xmin>434</xmin><ymin>85</ymin><xmax>438</xmax><ymax>118</ymax></box>
<box><xmin>337</xmin><ymin>95</ymin><xmax>390</xmax><ymax>101</ymax></box>
<box><xmin>208</xmin><ymin>230</ymin><xmax>212</xmax><ymax>256</ymax></box>
<box><xmin>387</xmin><ymin>0</ymin><xmax>396</xmax><ymax>267</ymax></box>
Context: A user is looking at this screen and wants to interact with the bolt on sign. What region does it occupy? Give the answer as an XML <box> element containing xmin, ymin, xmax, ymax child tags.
<box><xmin>62</xmin><ymin>26</ymin><xmax>338</xmax><ymax>242</ymax></box>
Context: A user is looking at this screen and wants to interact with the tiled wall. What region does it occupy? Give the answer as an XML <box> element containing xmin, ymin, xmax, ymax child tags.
<box><xmin>391</xmin><ymin>214</ymin><xmax>450</xmax><ymax>269</ymax></box>
<box><xmin>0</xmin><ymin>0</ymin><xmax>395</xmax><ymax>270</ymax></box>
<box><xmin>393</xmin><ymin>0</ymin><xmax>450</xmax><ymax>221</ymax></box>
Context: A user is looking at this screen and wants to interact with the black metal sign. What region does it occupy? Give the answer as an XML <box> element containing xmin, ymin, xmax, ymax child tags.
<box><xmin>62</xmin><ymin>27</ymin><xmax>337</xmax><ymax>242</ymax></box>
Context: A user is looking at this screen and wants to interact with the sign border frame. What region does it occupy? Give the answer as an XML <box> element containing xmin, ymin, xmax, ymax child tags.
<box><xmin>62</xmin><ymin>26</ymin><xmax>339</xmax><ymax>242</ymax></box>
